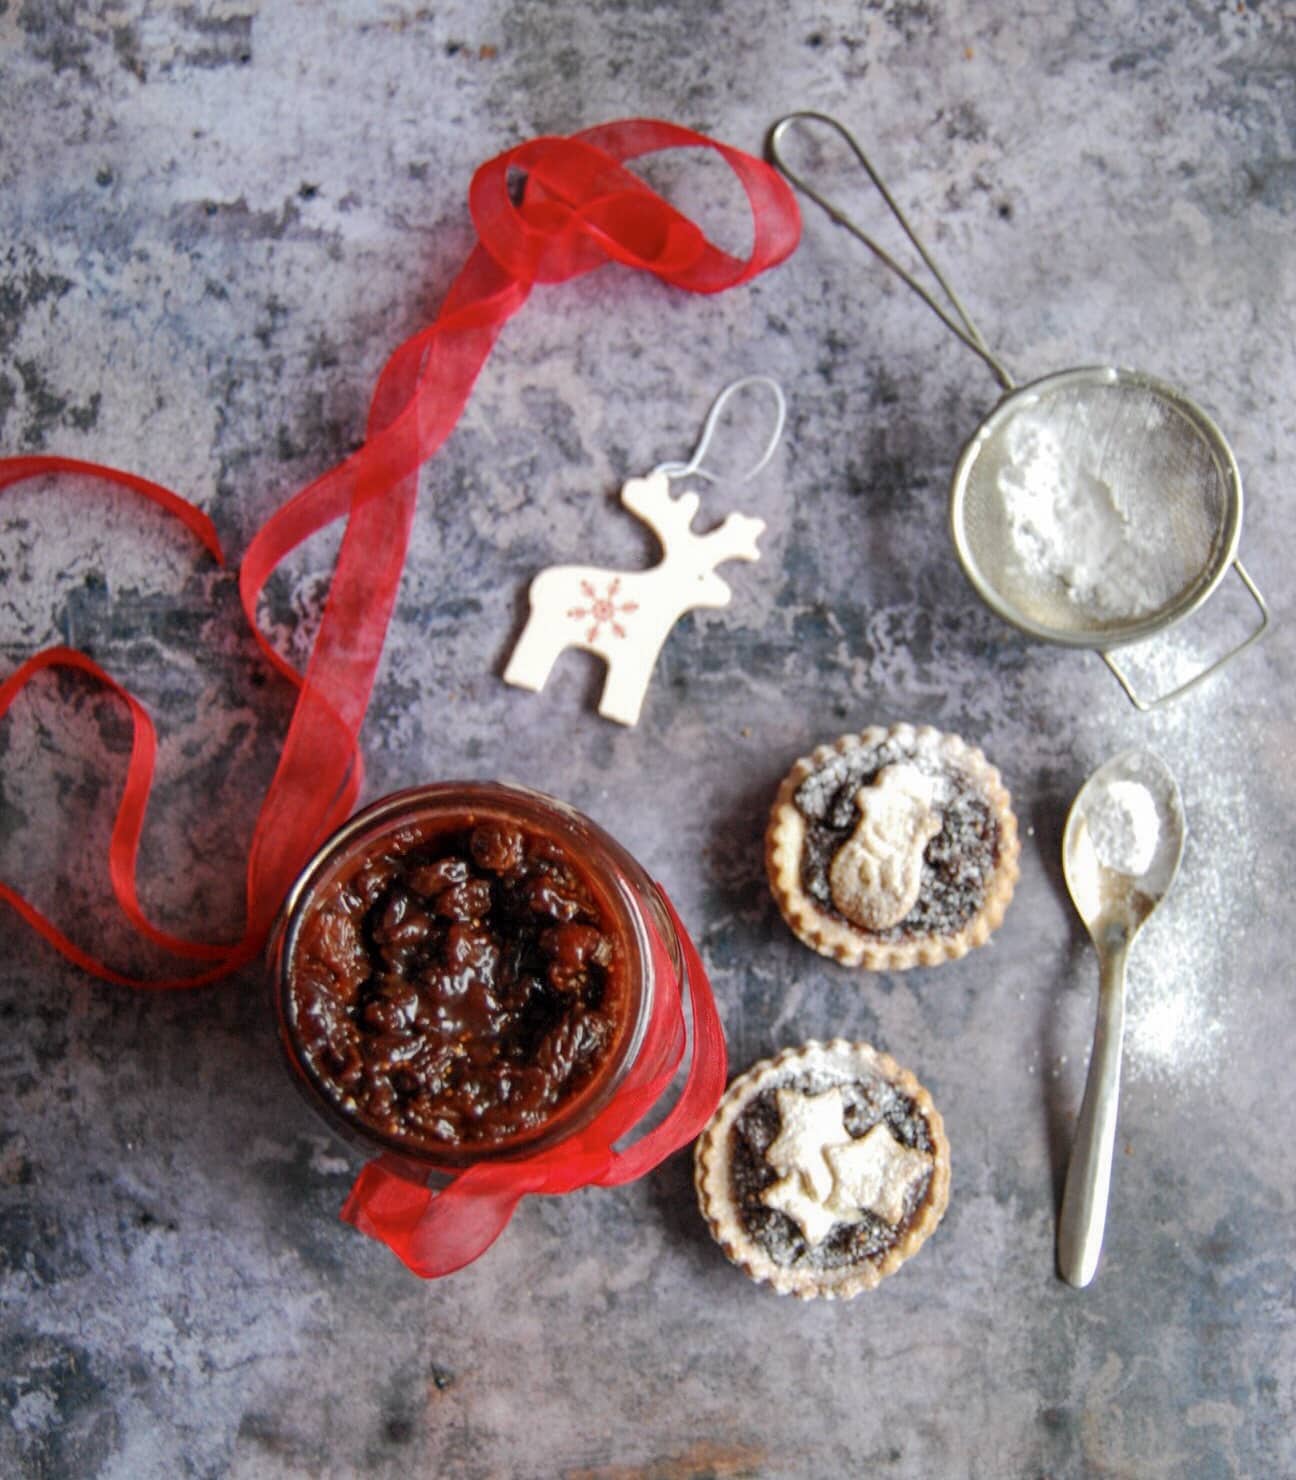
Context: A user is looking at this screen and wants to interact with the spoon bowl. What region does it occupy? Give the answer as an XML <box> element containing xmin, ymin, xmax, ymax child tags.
<box><xmin>1057</xmin><ymin>749</ymin><xmax>1186</xmax><ymax>1287</ymax></box>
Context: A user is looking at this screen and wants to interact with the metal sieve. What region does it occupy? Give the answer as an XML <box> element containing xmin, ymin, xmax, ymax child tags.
<box><xmin>769</xmin><ymin>112</ymin><xmax>1270</xmax><ymax>709</ymax></box>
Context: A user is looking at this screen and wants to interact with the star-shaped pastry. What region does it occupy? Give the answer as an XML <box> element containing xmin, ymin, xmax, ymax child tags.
<box><xmin>825</xmin><ymin>1121</ymin><xmax>933</xmax><ymax>1226</ymax></box>
<box><xmin>763</xmin><ymin>1086</ymin><xmax>852</xmax><ymax>1201</ymax></box>
<box><xmin>758</xmin><ymin>1085</ymin><xmax>936</xmax><ymax>1246</ymax></box>
<box><xmin>763</xmin><ymin>1169</ymin><xmax>860</xmax><ymax>1247</ymax></box>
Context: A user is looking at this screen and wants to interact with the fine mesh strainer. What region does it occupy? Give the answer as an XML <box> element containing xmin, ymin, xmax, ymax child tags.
<box><xmin>769</xmin><ymin>112</ymin><xmax>1270</xmax><ymax>710</ymax></box>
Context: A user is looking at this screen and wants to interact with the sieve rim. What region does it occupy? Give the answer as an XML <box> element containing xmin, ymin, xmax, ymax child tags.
<box><xmin>948</xmin><ymin>365</ymin><xmax>1244</xmax><ymax>650</ymax></box>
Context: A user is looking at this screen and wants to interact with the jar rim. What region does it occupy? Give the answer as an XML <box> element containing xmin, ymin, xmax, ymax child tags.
<box><xmin>269</xmin><ymin>781</ymin><xmax>672</xmax><ymax>1170</ymax></box>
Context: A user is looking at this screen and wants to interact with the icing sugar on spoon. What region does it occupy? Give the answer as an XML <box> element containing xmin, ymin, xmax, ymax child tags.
<box><xmin>1057</xmin><ymin>750</ymin><xmax>1185</xmax><ymax>1287</ymax></box>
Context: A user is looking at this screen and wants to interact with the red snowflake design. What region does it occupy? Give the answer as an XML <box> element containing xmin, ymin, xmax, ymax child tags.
<box><xmin>567</xmin><ymin>578</ymin><xmax>638</xmax><ymax>643</ymax></box>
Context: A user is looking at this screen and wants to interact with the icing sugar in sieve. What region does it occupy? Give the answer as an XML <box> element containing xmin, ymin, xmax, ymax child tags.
<box><xmin>769</xmin><ymin>112</ymin><xmax>1270</xmax><ymax>710</ymax></box>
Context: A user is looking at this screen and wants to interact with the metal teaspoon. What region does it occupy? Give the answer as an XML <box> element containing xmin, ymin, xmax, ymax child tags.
<box><xmin>1057</xmin><ymin>749</ymin><xmax>1186</xmax><ymax>1287</ymax></box>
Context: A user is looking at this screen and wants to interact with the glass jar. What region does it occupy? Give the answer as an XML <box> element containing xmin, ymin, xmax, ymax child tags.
<box><xmin>269</xmin><ymin>781</ymin><xmax>682</xmax><ymax>1171</ymax></box>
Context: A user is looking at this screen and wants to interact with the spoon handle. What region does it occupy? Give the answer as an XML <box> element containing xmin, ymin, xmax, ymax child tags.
<box><xmin>1058</xmin><ymin>939</ymin><xmax>1129</xmax><ymax>1287</ymax></box>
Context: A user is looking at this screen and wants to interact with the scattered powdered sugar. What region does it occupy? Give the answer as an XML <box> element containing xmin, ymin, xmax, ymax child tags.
<box><xmin>1121</xmin><ymin>848</ymin><xmax>1228</xmax><ymax>1090</ymax></box>
<box><xmin>1125</xmin><ymin>969</ymin><xmax>1225</xmax><ymax>1088</ymax></box>
<box><xmin>1086</xmin><ymin>778</ymin><xmax>1161</xmax><ymax>876</ymax></box>
<box><xmin>1053</xmin><ymin>718</ymin><xmax>1242</xmax><ymax>1092</ymax></box>
<box><xmin>1090</xmin><ymin>654</ymin><xmax>1257</xmax><ymax>1090</ymax></box>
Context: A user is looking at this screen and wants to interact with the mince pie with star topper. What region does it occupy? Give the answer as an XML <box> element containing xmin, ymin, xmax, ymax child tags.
<box><xmin>766</xmin><ymin>723</ymin><xmax>1020</xmax><ymax>970</ymax></box>
<box><xmin>694</xmin><ymin>1039</ymin><xmax>950</xmax><ymax>1298</ymax></box>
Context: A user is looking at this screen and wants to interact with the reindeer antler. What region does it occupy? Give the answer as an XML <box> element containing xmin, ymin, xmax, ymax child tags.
<box><xmin>697</xmin><ymin>511</ymin><xmax>765</xmax><ymax>564</ymax></box>
<box><xmin>620</xmin><ymin>473</ymin><xmax>702</xmax><ymax>545</ymax></box>
<box><xmin>620</xmin><ymin>472</ymin><xmax>763</xmax><ymax>569</ymax></box>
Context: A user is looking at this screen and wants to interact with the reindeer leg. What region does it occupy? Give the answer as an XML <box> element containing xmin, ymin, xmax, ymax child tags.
<box><xmin>597</xmin><ymin>647</ymin><xmax>654</xmax><ymax>726</ymax></box>
<box><xmin>503</xmin><ymin>613</ymin><xmax>565</xmax><ymax>693</ymax></box>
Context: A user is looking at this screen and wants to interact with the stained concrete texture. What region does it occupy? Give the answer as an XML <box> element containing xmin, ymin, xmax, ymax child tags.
<box><xmin>1</xmin><ymin>2</ymin><xmax>1294</xmax><ymax>1477</ymax></box>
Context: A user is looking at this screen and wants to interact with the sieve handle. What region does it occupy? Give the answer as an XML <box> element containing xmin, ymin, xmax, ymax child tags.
<box><xmin>767</xmin><ymin>112</ymin><xmax>1016</xmax><ymax>392</ymax></box>
<box><xmin>1102</xmin><ymin>560</ymin><xmax>1272</xmax><ymax>711</ymax></box>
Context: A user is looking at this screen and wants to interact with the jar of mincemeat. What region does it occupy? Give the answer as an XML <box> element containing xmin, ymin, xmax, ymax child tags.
<box><xmin>269</xmin><ymin>782</ymin><xmax>683</xmax><ymax>1170</ymax></box>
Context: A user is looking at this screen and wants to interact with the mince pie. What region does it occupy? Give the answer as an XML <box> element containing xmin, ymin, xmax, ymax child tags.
<box><xmin>694</xmin><ymin>1040</ymin><xmax>950</xmax><ymax>1298</ymax></box>
<box><xmin>766</xmin><ymin>724</ymin><xmax>1019</xmax><ymax>969</ymax></box>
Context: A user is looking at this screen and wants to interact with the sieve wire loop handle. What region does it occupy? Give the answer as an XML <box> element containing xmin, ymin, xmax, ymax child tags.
<box><xmin>768</xmin><ymin>111</ymin><xmax>1016</xmax><ymax>392</ymax></box>
<box><xmin>1102</xmin><ymin>560</ymin><xmax>1271</xmax><ymax>711</ymax></box>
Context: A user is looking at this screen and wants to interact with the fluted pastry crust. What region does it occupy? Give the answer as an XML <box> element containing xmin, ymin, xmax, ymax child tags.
<box><xmin>694</xmin><ymin>1040</ymin><xmax>951</xmax><ymax>1299</ymax></box>
<box><xmin>765</xmin><ymin>724</ymin><xmax>1020</xmax><ymax>969</ymax></box>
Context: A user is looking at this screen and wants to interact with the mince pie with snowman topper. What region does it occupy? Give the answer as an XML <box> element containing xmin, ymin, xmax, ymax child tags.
<box><xmin>694</xmin><ymin>1039</ymin><xmax>950</xmax><ymax>1298</ymax></box>
<box><xmin>766</xmin><ymin>724</ymin><xmax>1019</xmax><ymax>969</ymax></box>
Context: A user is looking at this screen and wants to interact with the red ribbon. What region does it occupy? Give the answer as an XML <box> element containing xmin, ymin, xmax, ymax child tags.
<box><xmin>0</xmin><ymin>119</ymin><xmax>799</xmax><ymax>1269</ymax></box>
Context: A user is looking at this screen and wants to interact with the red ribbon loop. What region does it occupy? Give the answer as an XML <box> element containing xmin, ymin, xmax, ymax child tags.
<box><xmin>1</xmin><ymin>118</ymin><xmax>798</xmax><ymax>1272</ymax></box>
<box><xmin>470</xmin><ymin>134</ymin><xmax>711</xmax><ymax>284</ymax></box>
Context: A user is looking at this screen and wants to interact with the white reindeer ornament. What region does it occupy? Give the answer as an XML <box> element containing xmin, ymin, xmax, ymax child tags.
<box><xmin>504</xmin><ymin>470</ymin><xmax>765</xmax><ymax>725</ymax></box>
<box><xmin>504</xmin><ymin>375</ymin><xmax>786</xmax><ymax>726</ymax></box>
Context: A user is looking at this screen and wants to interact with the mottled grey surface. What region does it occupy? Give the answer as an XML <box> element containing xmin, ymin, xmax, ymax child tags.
<box><xmin>2</xmin><ymin>2</ymin><xmax>1294</xmax><ymax>1477</ymax></box>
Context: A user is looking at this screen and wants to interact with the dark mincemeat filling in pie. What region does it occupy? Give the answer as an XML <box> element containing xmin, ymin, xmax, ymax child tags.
<box><xmin>794</xmin><ymin>741</ymin><xmax>1002</xmax><ymax>940</ymax></box>
<box><xmin>728</xmin><ymin>1069</ymin><xmax>935</xmax><ymax>1272</ymax></box>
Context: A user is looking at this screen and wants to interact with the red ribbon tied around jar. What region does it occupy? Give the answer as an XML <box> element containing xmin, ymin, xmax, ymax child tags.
<box><xmin>0</xmin><ymin>120</ymin><xmax>801</xmax><ymax>1275</ymax></box>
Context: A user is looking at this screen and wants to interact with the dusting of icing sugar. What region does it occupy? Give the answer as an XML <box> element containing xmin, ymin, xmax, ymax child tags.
<box><xmin>1131</xmin><ymin>805</ymin><xmax>1228</xmax><ymax>1086</ymax></box>
<box><xmin>827</xmin><ymin>763</ymin><xmax>942</xmax><ymax>930</ymax></box>
<box><xmin>987</xmin><ymin>389</ymin><xmax>1217</xmax><ymax>630</ymax></box>
<box><xmin>1095</xmin><ymin>645</ymin><xmax>1252</xmax><ymax>1090</ymax></box>
<box><xmin>1087</xmin><ymin>778</ymin><xmax>1161</xmax><ymax>876</ymax></box>
<box><xmin>1126</xmin><ymin>975</ymin><xmax>1224</xmax><ymax>1088</ymax></box>
<box><xmin>997</xmin><ymin>413</ymin><xmax>1150</xmax><ymax>619</ymax></box>
<box><xmin>760</xmin><ymin>1086</ymin><xmax>933</xmax><ymax>1248</ymax></box>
